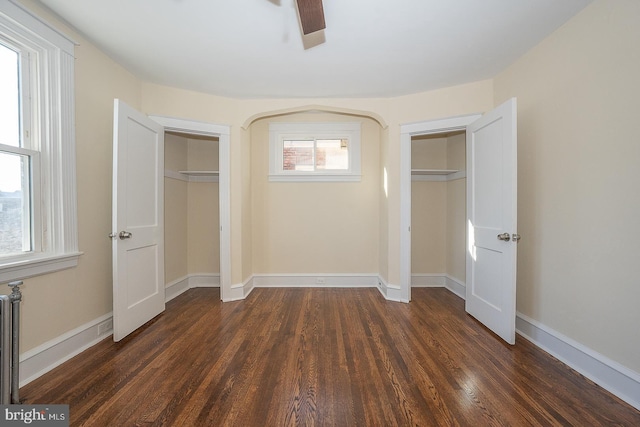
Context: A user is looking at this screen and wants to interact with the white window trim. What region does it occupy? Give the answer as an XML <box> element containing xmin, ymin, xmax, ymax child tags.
<box><xmin>269</xmin><ymin>122</ymin><xmax>362</xmax><ymax>182</ymax></box>
<box><xmin>0</xmin><ymin>1</ymin><xmax>80</xmax><ymax>283</ymax></box>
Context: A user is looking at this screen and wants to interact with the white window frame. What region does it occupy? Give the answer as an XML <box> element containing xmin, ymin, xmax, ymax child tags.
<box><xmin>269</xmin><ymin>122</ymin><xmax>362</xmax><ymax>182</ymax></box>
<box><xmin>0</xmin><ymin>1</ymin><xmax>79</xmax><ymax>283</ymax></box>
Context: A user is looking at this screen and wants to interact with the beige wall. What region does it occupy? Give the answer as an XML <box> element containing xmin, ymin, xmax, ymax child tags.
<box><xmin>446</xmin><ymin>133</ymin><xmax>466</xmax><ymax>282</ymax></box>
<box><xmin>187</xmin><ymin>137</ymin><xmax>220</xmax><ymax>274</ymax></box>
<box><xmin>164</xmin><ymin>133</ymin><xmax>189</xmax><ymax>284</ymax></box>
<box><xmin>494</xmin><ymin>0</ymin><xmax>640</xmax><ymax>372</ymax></box>
<box><xmin>140</xmin><ymin>81</ymin><xmax>493</xmax><ymax>286</ymax></box>
<box><xmin>378</xmin><ymin>130</ymin><xmax>390</xmax><ymax>282</ymax></box>
<box><xmin>0</xmin><ymin>1</ymin><xmax>143</xmax><ymax>352</ymax></box>
<box><xmin>411</xmin><ymin>136</ymin><xmax>447</xmax><ymax>274</ymax></box>
<box><xmin>411</xmin><ymin>181</ymin><xmax>447</xmax><ymax>274</ymax></box>
<box><xmin>250</xmin><ymin>113</ymin><xmax>381</xmax><ymax>274</ymax></box>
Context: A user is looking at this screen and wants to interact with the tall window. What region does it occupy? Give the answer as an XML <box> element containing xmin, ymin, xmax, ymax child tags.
<box><xmin>269</xmin><ymin>122</ymin><xmax>361</xmax><ymax>182</ymax></box>
<box><xmin>0</xmin><ymin>39</ymin><xmax>39</xmax><ymax>258</ymax></box>
<box><xmin>0</xmin><ymin>2</ymin><xmax>78</xmax><ymax>282</ymax></box>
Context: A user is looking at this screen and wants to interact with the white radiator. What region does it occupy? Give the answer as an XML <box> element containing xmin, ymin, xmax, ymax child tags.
<box><xmin>0</xmin><ymin>281</ymin><xmax>22</xmax><ymax>405</ymax></box>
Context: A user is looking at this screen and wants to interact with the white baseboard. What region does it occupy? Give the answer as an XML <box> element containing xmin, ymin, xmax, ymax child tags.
<box><xmin>377</xmin><ymin>276</ymin><xmax>406</xmax><ymax>302</ymax></box>
<box><xmin>412</xmin><ymin>274</ymin><xmax>447</xmax><ymax>287</ymax></box>
<box><xmin>444</xmin><ymin>275</ymin><xmax>465</xmax><ymax>299</ymax></box>
<box><xmin>19</xmin><ymin>313</ymin><xmax>114</xmax><ymax>387</ymax></box>
<box><xmin>516</xmin><ymin>312</ymin><xmax>640</xmax><ymax>411</ymax></box>
<box><xmin>165</xmin><ymin>273</ymin><xmax>220</xmax><ymax>302</ymax></box>
<box><xmin>252</xmin><ymin>274</ymin><xmax>378</xmax><ymax>288</ymax></box>
<box><xmin>412</xmin><ymin>274</ymin><xmax>466</xmax><ymax>299</ymax></box>
<box><xmin>165</xmin><ymin>276</ymin><xmax>190</xmax><ymax>302</ymax></box>
<box><xmin>436</xmin><ymin>283</ymin><xmax>639</xmax><ymax>410</ymax></box>
<box><xmin>225</xmin><ymin>276</ymin><xmax>254</xmax><ymax>302</ymax></box>
<box><xmin>19</xmin><ymin>273</ymin><xmax>221</xmax><ymax>386</ymax></box>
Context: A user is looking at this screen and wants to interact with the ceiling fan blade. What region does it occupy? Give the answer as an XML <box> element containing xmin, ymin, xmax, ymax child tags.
<box><xmin>296</xmin><ymin>0</ymin><xmax>326</xmax><ymax>35</ymax></box>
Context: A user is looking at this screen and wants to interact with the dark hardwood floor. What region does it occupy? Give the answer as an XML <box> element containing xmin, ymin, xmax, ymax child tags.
<box><xmin>21</xmin><ymin>288</ymin><xmax>640</xmax><ymax>426</ymax></box>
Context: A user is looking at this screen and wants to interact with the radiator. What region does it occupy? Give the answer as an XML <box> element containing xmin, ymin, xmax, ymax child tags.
<box><xmin>0</xmin><ymin>280</ymin><xmax>22</xmax><ymax>405</ymax></box>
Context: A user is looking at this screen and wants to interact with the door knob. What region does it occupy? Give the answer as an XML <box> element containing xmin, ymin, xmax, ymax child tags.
<box><xmin>512</xmin><ymin>233</ymin><xmax>521</xmax><ymax>242</ymax></box>
<box><xmin>497</xmin><ymin>232</ymin><xmax>511</xmax><ymax>241</ymax></box>
<box><xmin>118</xmin><ymin>231</ymin><xmax>133</xmax><ymax>240</ymax></box>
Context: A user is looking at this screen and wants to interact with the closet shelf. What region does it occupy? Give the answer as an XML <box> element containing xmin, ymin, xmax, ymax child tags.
<box><xmin>411</xmin><ymin>169</ymin><xmax>459</xmax><ymax>175</ymax></box>
<box><xmin>178</xmin><ymin>170</ymin><xmax>219</xmax><ymax>176</ymax></box>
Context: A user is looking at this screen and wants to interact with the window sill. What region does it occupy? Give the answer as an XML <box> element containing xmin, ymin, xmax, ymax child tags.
<box><xmin>0</xmin><ymin>252</ymin><xmax>83</xmax><ymax>283</ymax></box>
<box><xmin>269</xmin><ymin>174</ymin><xmax>362</xmax><ymax>183</ymax></box>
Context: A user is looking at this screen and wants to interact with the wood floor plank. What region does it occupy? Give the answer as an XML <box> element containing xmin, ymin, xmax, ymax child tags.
<box><xmin>20</xmin><ymin>287</ymin><xmax>640</xmax><ymax>426</ymax></box>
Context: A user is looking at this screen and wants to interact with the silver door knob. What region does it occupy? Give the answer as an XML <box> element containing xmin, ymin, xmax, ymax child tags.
<box><xmin>118</xmin><ymin>231</ymin><xmax>133</xmax><ymax>240</ymax></box>
<box><xmin>512</xmin><ymin>233</ymin><xmax>521</xmax><ymax>242</ymax></box>
<box><xmin>497</xmin><ymin>232</ymin><xmax>511</xmax><ymax>241</ymax></box>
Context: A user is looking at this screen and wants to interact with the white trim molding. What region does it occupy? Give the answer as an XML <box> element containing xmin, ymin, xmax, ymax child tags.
<box><xmin>252</xmin><ymin>274</ymin><xmax>378</xmax><ymax>288</ymax></box>
<box><xmin>0</xmin><ymin>1</ymin><xmax>80</xmax><ymax>282</ymax></box>
<box><xmin>225</xmin><ymin>277</ymin><xmax>255</xmax><ymax>302</ymax></box>
<box><xmin>149</xmin><ymin>115</ymin><xmax>231</xmax><ymax>303</ymax></box>
<box><xmin>377</xmin><ymin>276</ymin><xmax>407</xmax><ymax>303</ymax></box>
<box><xmin>165</xmin><ymin>274</ymin><xmax>220</xmax><ymax>302</ymax></box>
<box><xmin>411</xmin><ymin>274</ymin><xmax>447</xmax><ymax>287</ymax></box>
<box><xmin>516</xmin><ymin>312</ymin><xmax>640</xmax><ymax>411</ymax></box>
<box><xmin>411</xmin><ymin>274</ymin><xmax>466</xmax><ymax>299</ymax></box>
<box><xmin>399</xmin><ymin>113</ymin><xmax>482</xmax><ymax>304</ymax></box>
<box><xmin>19</xmin><ymin>313</ymin><xmax>113</xmax><ymax>387</ymax></box>
<box><xmin>437</xmin><ymin>284</ymin><xmax>639</xmax><ymax>411</ymax></box>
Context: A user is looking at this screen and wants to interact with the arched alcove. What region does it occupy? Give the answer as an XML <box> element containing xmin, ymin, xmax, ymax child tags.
<box><xmin>241</xmin><ymin>104</ymin><xmax>388</xmax><ymax>130</ymax></box>
<box><xmin>242</xmin><ymin>106</ymin><xmax>387</xmax><ymax>295</ymax></box>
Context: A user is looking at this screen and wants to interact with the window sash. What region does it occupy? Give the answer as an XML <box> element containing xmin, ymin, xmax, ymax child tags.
<box><xmin>269</xmin><ymin>122</ymin><xmax>362</xmax><ymax>182</ymax></box>
<box><xmin>0</xmin><ymin>143</ymin><xmax>41</xmax><ymax>260</ymax></box>
<box><xmin>281</xmin><ymin>138</ymin><xmax>350</xmax><ymax>173</ymax></box>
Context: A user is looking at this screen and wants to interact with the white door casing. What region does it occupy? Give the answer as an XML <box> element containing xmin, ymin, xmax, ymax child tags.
<box><xmin>112</xmin><ymin>99</ymin><xmax>165</xmax><ymax>341</ymax></box>
<box><xmin>149</xmin><ymin>115</ymin><xmax>232</xmax><ymax>302</ymax></box>
<box><xmin>399</xmin><ymin>114</ymin><xmax>482</xmax><ymax>303</ymax></box>
<box><xmin>465</xmin><ymin>98</ymin><xmax>518</xmax><ymax>344</ymax></box>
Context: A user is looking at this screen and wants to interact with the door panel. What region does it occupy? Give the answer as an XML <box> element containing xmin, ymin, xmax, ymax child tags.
<box><xmin>113</xmin><ymin>99</ymin><xmax>165</xmax><ymax>342</ymax></box>
<box><xmin>466</xmin><ymin>98</ymin><xmax>518</xmax><ymax>344</ymax></box>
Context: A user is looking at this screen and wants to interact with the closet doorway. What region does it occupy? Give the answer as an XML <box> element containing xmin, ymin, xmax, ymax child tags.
<box><xmin>410</xmin><ymin>131</ymin><xmax>467</xmax><ymax>298</ymax></box>
<box><xmin>164</xmin><ymin>131</ymin><xmax>221</xmax><ymax>300</ymax></box>
<box><xmin>400</xmin><ymin>99</ymin><xmax>518</xmax><ymax>344</ymax></box>
<box><xmin>151</xmin><ymin>115</ymin><xmax>231</xmax><ymax>303</ymax></box>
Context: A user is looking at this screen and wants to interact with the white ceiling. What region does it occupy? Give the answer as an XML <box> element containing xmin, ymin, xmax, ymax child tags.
<box><xmin>37</xmin><ymin>0</ymin><xmax>592</xmax><ymax>99</ymax></box>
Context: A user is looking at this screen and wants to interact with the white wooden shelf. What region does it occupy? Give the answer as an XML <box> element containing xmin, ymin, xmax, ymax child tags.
<box><xmin>411</xmin><ymin>169</ymin><xmax>459</xmax><ymax>175</ymax></box>
<box><xmin>165</xmin><ymin>169</ymin><xmax>219</xmax><ymax>182</ymax></box>
<box><xmin>178</xmin><ymin>170</ymin><xmax>219</xmax><ymax>176</ymax></box>
<box><xmin>411</xmin><ymin>169</ymin><xmax>466</xmax><ymax>182</ymax></box>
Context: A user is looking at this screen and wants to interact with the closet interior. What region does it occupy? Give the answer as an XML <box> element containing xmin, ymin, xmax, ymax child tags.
<box><xmin>411</xmin><ymin>131</ymin><xmax>467</xmax><ymax>291</ymax></box>
<box><xmin>164</xmin><ymin>132</ymin><xmax>220</xmax><ymax>289</ymax></box>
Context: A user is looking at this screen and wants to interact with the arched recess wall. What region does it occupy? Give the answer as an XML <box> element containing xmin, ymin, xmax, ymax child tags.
<box><xmin>241</xmin><ymin>104</ymin><xmax>388</xmax><ymax>130</ymax></box>
<box><xmin>242</xmin><ymin>106</ymin><xmax>389</xmax><ymax>293</ymax></box>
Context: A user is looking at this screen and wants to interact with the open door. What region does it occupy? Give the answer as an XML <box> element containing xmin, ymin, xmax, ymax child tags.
<box><xmin>112</xmin><ymin>99</ymin><xmax>165</xmax><ymax>341</ymax></box>
<box><xmin>465</xmin><ymin>98</ymin><xmax>518</xmax><ymax>344</ymax></box>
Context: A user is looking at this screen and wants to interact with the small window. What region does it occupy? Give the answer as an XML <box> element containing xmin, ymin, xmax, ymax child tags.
<box><xmin>269</xmin><ymin>122</ymin><xmax>361</xmax><ymax>182</ymax></box>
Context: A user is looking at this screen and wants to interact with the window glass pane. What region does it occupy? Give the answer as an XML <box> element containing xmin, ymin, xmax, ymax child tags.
<box><xmin>316</xmin><ymin>139</ymin><xmax>349</xmax><ymax>170</ymax></box>
<box><xmin>0</xmin><ymin>43</ymin><xmax>21</xmax><ymax>148</ymax></box>
<box><xmin>283</xmin><ymin>140</ymin><xmax>314</xmax><ymax>171</ymax></box>
<box><xmin>0</xmin><ymin>151</ymin><xmax>32</xmax><ymax>256</ymax></box>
